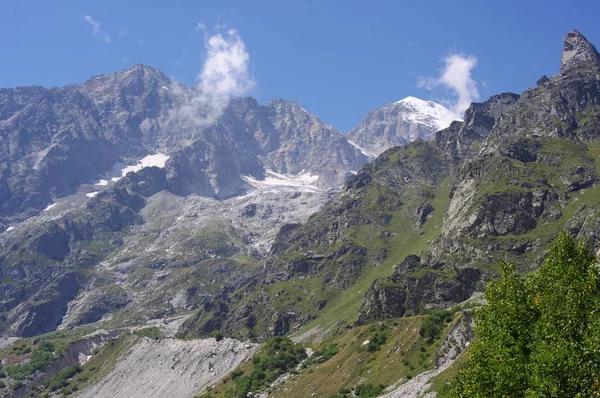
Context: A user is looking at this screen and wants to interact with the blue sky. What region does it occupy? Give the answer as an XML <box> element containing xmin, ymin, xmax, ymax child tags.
<box><xmin>1</xmin><ymin>0</ymin><xmax>599</xmax><ymax>131</ymax></box>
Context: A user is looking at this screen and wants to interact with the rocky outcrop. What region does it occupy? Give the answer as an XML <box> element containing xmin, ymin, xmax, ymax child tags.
<box><xmin>356</xmin><ymin>255</ymin><xmax>480</xmax><ymax>324</ymax></box>
<box><xmin>560</xmin><ymin>30</ymin><xmax>600</xmax><ymax>74</ymax></box>
<box><xmin>355</xmin><ymin>278</ymin><xmax>406</xmax><ymax>324</ymax></box>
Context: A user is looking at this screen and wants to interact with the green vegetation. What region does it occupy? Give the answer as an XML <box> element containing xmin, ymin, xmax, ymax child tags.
<box><xmin>355</xmin><ymin>383</ymin><xmax>385</xmax><ymax>397</ymax></box>
<box><xmin>218</xmin><ymin>337</ymin><xmax>306</xmax><ymax>398</ymax></box>
<box><xmin>5</xmin><ymin>341</ymin><xmax>57</xmax><ymax>380</ymax></box>
<box><xmin>305</xmin><ymin>343</ymin><xmax>340</xmax><ymax>365</ymax></box>
<box><xmin>211</xmin><ymin>330</ymin><xmax>224</xmax><ymax>341</ymax></box>
<box><xmin>46</xmin><ymin>365</ymin><xmax>82</xmax><ymax>391</ymax></box>
<box><xmin>450</xmin><ymin>233</ymin><xmax>600</xmax><ymax>397</ymax></box>
<box><xmin>365</xmin><ymin>324</ymin><xmax>389</xmax><ymax>352</ymax></box>
<box><xmin>133</xmin><ymin>326</ymin><xmax>162</xmax><ymax>340</ymax></box>
<box><xmin>263</xmin><ymin>315</ymin><xmax>457</xmax><ymax>398</ymax></box>
<box><xmin>9</xmin><ymin>340</ymin><xmax>32</xmax><ymax>355</ymax></box>
<box><xmin>419</xmin><ymin>309</ymin><xmax>453</xmax><ymax>344</ymax></box>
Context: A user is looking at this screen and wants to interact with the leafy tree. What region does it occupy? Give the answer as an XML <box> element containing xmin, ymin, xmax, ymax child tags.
<box><xmin>451</xmin><ymin>232</ymin><xmax>600</xmax><ymax>398</ymax></box>
<box><xmin>527</xmin><ymin>232</ymin><xmax>600</xmax><ymax>397</ymax></box>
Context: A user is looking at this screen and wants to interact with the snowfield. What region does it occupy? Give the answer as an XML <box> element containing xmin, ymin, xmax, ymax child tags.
<box><xmin>243</xmin><ymin>169</ymin><xmax>320</xmax><ymax>192</ymax></box>
<box><xmin>97</xmin><ymin>153</ymin><xmax>171</xmax><ymax>184</ymax></box>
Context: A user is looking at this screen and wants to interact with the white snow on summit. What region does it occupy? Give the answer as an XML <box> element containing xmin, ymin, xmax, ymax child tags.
<box><xmin>394</xmin><ymin>96</ymin><xmax>461</xmax><ymax>131</ymax></box>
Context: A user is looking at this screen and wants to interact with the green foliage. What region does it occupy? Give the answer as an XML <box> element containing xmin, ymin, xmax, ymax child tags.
<box><xmin>211</xmin><ymin>330</ymin><xmax>224</xmax><ymax>342</ymax></box>
<box><xmin>365</xmin><ymin>325</ymin><xmax>389</xmax><ymax>352</ymax></box>
<box><xmin>133</xmin><ymin>327</ymin><xmax>162</xmax><ymax>340</ymax></box>
<box><xmin>46</xmin><ymin>365</ymin><xmax>81</xmax><ymax>391</ymax></box>
<box><xmin>9</xmin><ymin>341</ymin><xmax>32</xmax><ymax>355</ymax></box>
<box><xmin>451</xmin><ymin>232</ymin><xmax>600</xmax><ymax>397</ymax></box>
<box><xmin>5</xmin><ymin>341</ymin><xmax>57</xmax><ymax>380</ymax></box>
<box><xmin>419</xmin><ymin>309</ymin><xmax>453</xmax><ymax>344</ymax></box>
<box><xmin>224</xmin><ymin>337</ymin><xmax>306</xmax><ymax>397</ymax></box>
<box><xmin>328</xmin><ymin>387</ymin><xmax>352</xmax><ymax>397</ymax></box>
<box><xmin>10</xmin><ymin>380</ymin><xmax>23</xmax><ymax>390</ymax></box>
<box><xmin>304</xmin><ymin>343</ymin><xmax>340</xmax><ymax>366</ymax></box>
<box><xmin>355</xmin><ymin>383</ymin><xmax>384</xmax><ymax>397</ymax></box>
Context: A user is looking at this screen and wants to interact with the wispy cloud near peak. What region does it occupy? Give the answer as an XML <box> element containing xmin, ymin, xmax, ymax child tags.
<box><xmin>83</xmin><ymin>14</ymin><xmax>110</xmax><ymax>43</ymax></box>
<box><xmin>418</xmin><ymin>53</ymin><xmax>479</xmax><ymax>117</ymax></box>
<box><xmin>170</xmin><ymin>27</ymin><xmax>255</xmax><ymax>129</ymax></box>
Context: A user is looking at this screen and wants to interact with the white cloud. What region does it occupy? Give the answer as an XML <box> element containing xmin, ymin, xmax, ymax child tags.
<box><xmin>170</xmin><ymin>28</ymin><xmax>255</xmax><ymax>129</ymax></box>
<box><xmin>417</xmin><ymin>53</ymin><xmax>479</xmax><ymax>117</ymax></box>
<box><xmin>83</xmin><ymin>14</ymin><xmax>110</xmax><ymax>43</ymax></box>
<box><xmin>195</xmin><ymin>22</ymin><xmax>207</xmax><ymax>32</ymax></box>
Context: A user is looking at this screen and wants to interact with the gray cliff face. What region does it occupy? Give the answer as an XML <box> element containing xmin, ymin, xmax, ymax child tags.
<box><xmin>229</xmin><ymin>97</ymin><xmax>369</xmax><ymax>189</ymax></box>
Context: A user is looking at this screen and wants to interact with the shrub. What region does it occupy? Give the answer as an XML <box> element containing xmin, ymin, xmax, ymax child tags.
<box><xmin>211</xmin><ymin>330</ymin><xmax>224</xmax><ymax>342</ymax></box>
<box><xmin>46</xmin><ymin>365</ymin><xmax>81</xmax><ymax>392</ymax></box>
<box><xmin>367</xmin><ymin>332</ymin><xmax>388</xmax><ymax>352</ymax></box>
<box><xmin>419</xmin><ymin>310</ymin><xmax>453</xmax><ymax>344</ymax></box>
<box><xmin>355</xmin><ymin>383</ymin><xmax>384</xmax><ymax>397</ymax></box>
<box><xmin>133</xmin><ymin>327</ymin><xmax>162</xmax><ymax>340</ymax></box>
<box><xmin>10</xmin><ymin>381</ymin><xmax>23</xmax><ymax>390</ymax></box>
<box><xmin>224</xmin><ymin>337</ymin><xmax>306</xmax><ymax>397</ymax></box>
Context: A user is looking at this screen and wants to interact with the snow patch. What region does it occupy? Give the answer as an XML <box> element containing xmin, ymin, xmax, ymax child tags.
<box><xmin>243</xmin><ymin>169</ymin><xmax>320</xmax><ymax>192</ymax></box>
<box><xmin>348</xmin><ymin>140</ymin><xmax>377</xmax><ymax>158</ymax></box>
<box><xmin>95</xmin><ymin>179</ymin><xmax>110</xmax><ymax>186</ymax></box>
<box><xmin>161</xmin><ymin>86</ymin><xmax>170</xmax><ymax>91</ymax></box>
<box><xmin>103</xmin><ymin>153</ymin><xmax>170</xmax><ymax>183</ymax></box>
<box><xmin>5</xmin><ymin>227</ymin><xmax>14</xmax><ymax>232</ymax></box>
<box><xmin>86</xmin><ymin>192</ymin><xmax>99</xmax><ymax>198</ymax></box>
<box><xmin>44</xmin><ymin>203</ymin><xmax>57</xmax><ymax>211</ymax></box>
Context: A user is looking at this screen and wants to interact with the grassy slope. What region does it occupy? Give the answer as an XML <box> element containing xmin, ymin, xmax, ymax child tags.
<box><xmin>295</xmin><ymin>177</ymin><xmax>451</xmax><ymax>337</ymax></box>
<box><xmin>204</xmin><ymin>312</ymin><xmax>464</xmax><ymax>398</ymax></box>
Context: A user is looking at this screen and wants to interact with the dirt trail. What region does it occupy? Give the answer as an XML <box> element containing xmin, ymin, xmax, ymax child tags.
<box><xmin>77</xmin><ymin>337</ymin><xmax>258</xmax><ymax>398</ymax></box>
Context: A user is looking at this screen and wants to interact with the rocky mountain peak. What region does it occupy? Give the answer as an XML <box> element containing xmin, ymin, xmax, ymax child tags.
<box><xmin>79</xmin><ymin>64</ymin><xmax>171</xmax><ymax>98</ymax></box>
<box><xmin>346</xmin><ymin>97</ymin><xmax>458</xmax><ymax>157</ymax></box>
<box><xmin>560</xmin><ymin>30</ymin><xmax>600</xmax><ymax>74</ymax></box>
<box><xmin>267</xmin><ymin>98</ymin><xmax>317</xmax><ymax>120</ymax></box>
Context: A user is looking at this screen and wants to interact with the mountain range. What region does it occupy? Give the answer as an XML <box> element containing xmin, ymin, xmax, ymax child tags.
<box><xmin>1</xmin><ymin>27</ymin><xmax>599</xmax><ymax>398</ymax></box>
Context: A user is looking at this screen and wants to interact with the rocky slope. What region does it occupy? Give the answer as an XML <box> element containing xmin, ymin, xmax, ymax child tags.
<box><xmin>77</xmin><ymin>337</ymin><xmax>258</xmax><ymax>398</ymax></box>
<box><xmin>347</xmin><ymin>96</ymin><xmax>459</xmax><ymax>157</ymax></box>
